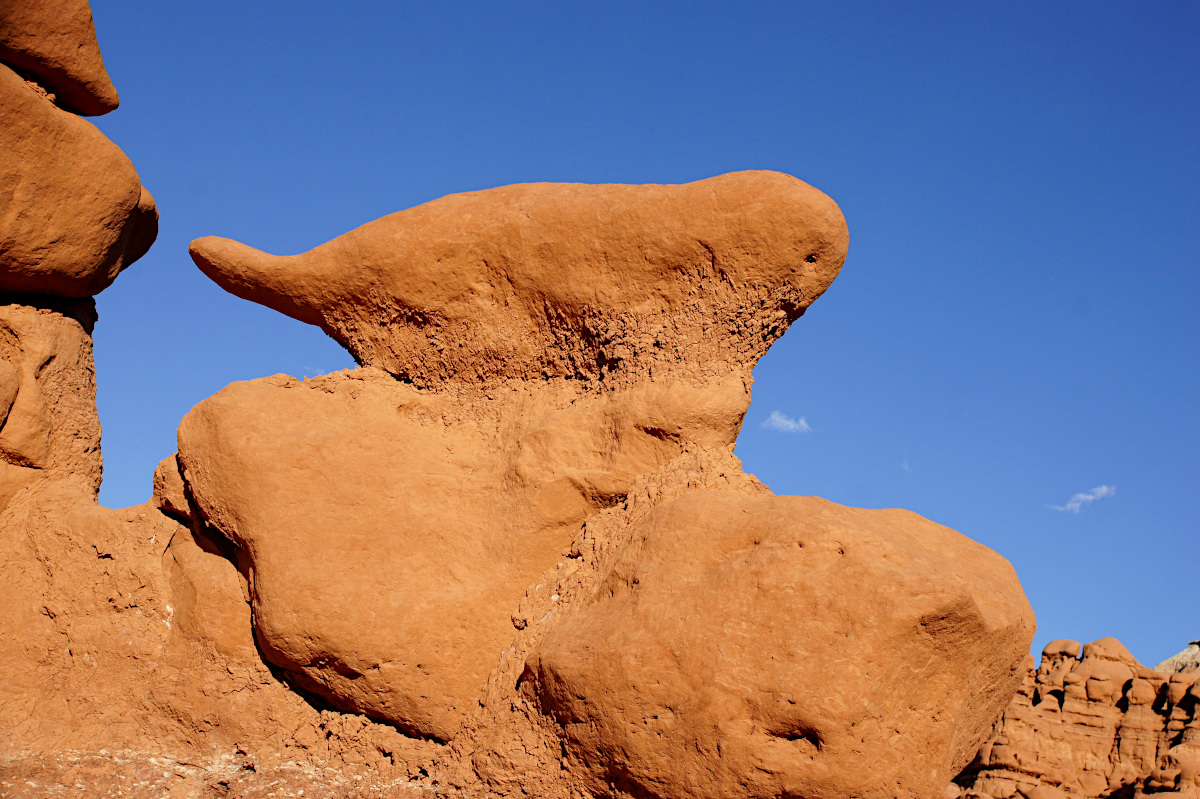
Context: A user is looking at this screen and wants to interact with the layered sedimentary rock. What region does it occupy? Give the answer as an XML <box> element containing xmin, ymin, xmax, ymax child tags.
<box><xmin>955</xmin><ymin>638</ymin><xmax>1200</xmax><ymax>799</ymax></box>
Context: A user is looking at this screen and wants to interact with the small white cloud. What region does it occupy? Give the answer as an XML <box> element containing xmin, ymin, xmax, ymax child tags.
<box><xmin>1052</xmin><ymin>485</ymin><xmax>1116</xmax><ymax>513</ymax></box>
<box><xmin>901</xmin><ymin>458</ymin><xmax>913</xmax><ymax>473</ymax></box>
<box><xmin>763</xmin><ymin>410</ymin><xmax>812</xmax><ymax>434</ymax></box>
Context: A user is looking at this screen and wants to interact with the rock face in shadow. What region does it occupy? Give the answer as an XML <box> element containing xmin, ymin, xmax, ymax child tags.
<box><xmin>0</xmin><ymin>297</ymin><xmax>101</xmax><ymax>512</ymax></box>
<box><xmin>954</xmin><ymin>637</ymin><xmax>1200</xmax><ymax>799</ymax></box>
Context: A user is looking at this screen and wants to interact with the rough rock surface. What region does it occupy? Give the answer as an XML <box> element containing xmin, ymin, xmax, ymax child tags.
<box><xmin>188</xmin><ymin>171</ymin><xmax>847</xmax><ymax>387</ymax></box>
<box><xmin>0</xmin><ymin>62</ymin><xmax>156</xmax><ymax>296</ymax></box>
<box><xmin>176</xmin><ymin>170</ymin><xmax>848</xmax><ymax>743</ymax></box>
<box><xmin>0</xmin><ymin>14</ymin><xmax>1039</xmax><ymax>790</ymax></box>
<box><xmin>174</xmin><ymin>366</ymin><xmax>753</xmax><ymax>741</ymax></box>
<box><xmin>0</xmin><ymin>8</ymin><xmax>442</xmax><ymax>795</ymax></box>
<box><xmin>1159</xmin><ymin>644</ymin><xmax>1200</xmax><ymax>676</ymax></box>
<box><xmin>0</xmin><ymin>0</ymin><xmax>119</xmax><ymax>115</ymax></box>
<box><xmin>524</xmin><ymin>491</ymin><xmax>1034</xmax><ymax>799</ymax></box>
<box><xmin>0</xmin><ymin>296</ymin><xmax>102</xmax><ymax>512</ymax></box>
<box><xmin>954</xmin><ymin>637</ymin><xmax>1200</xmax><ymax>799</ymax></box>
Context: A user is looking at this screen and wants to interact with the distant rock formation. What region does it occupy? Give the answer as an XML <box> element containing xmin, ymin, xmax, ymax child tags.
<box><xmin>954</xmin><ymin>638</ymin><xmax>1200</xmax><ymax>799</ymax></box>
<box><xmin>1159</xmin><ymin>644</ymin><xmax>1200</xmax><ymax>676</ymax></box>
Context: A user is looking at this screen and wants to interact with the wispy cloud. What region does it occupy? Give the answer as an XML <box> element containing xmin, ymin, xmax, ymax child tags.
<box><xmin>1052</xmin><ymin>485</ymin><xmax>1116</xmax><ymax>513</ymax></box>
<box><xmin>763</xmin><ymin>410</ymin><xmax>812</xmax><ymax>434</ymax></box>
<box><xmin>901</xmin><ymin>458</ymin><xmax>913</xmax><ymax>473</ymax></box>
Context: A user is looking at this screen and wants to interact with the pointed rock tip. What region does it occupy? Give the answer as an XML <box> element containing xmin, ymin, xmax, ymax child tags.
<box><xmin>187</xmin><ymin>236</ymin><xmax>324</xmax><ymax>327</ymax></box>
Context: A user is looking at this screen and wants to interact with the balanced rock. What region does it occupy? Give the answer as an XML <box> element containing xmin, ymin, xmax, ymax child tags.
<box><xmin>0</xmin><ymin>62</ymin><xmax>157</xmax><ymax>296</ymax></box>
<box><xmin>177</xmin><ymin>171</ymin><xmax>847</xmax><ymax>742</ymax></box>
<box><xmin>189</xmin><ymin>171</ymin><xmax>847</xmax><ymax>386</ymax></box>
<box><xmin>173</xmin><ymin>172</ymin><xmax>1042</xmax><ymax>794</ymax></box>
<box><xmin>524</xmin><ymin>490</ymin><xmax>1034</xmax><ymax>799</ymax></box>
<box><xmin>0</xmin><ymin>0</ymin><xmax>119</xmax><ymax>115</ymax></box>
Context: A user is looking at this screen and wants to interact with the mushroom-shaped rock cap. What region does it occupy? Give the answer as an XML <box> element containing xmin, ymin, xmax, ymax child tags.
<box><xmin>190</xmin><ymin>171</ymin><xmax>848</xmax><ymax>387</ymax></box>
<box><xmin>1042</xmin><ymin>639</ymin><xmax>1083</xmax><ymax>659</ymax></box>
<box><xmin>0</xmin><ymin>0</ymin><xmax>119</xmax><ymax>116</ymax></box>
<box><xmin>1081</xmin><ymin>637</ymin><xmax>1139</xmax><ymax>665</ymax></box>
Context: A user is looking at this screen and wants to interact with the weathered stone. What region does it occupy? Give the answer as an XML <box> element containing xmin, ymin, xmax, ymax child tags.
<box><xmin>524</xmin><ymin>490</ymin><xmax>1034</xmax><ymax>799</ymax></box>
<box><xmin>0</xmin><ymin>297</ymin><xmax>101</xmax><ymax>512</ymax></box>
<box><xmin>175</xmin><ymin>365</ymin><xmax>756</xmax><ymax>741</ymax></box>
<box><xmin>956</xmin><ymin>636</ymin><xmax>1200</xmax><ymax>799</ymax></box>
<box><xmin>0</xmin><ymin>64</ymin><xmax>156</xmax><ymax>297</ymax></box>
<box><xmin>188</xmin><ymin>171</ymin><xmax>847</xmax><ymax>388</ymax></box>
<box><xmin>0</xmin><ymin>0</ymin><xmax>119</xmax><ymax>115</ymax></box>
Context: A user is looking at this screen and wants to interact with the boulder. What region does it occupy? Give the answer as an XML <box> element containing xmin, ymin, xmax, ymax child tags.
<box><xmin>188</xmin><ymin>171</ymin><xmax>848</xmax><ymax>387</ymax></box>
<box><xmin>175</xmin><ymin>365</ymin><xmax>754</xmax><ymax>741</ymax></box>
<box><xmin>0</xmin><ymin>0</ymin><xmax>119</xmax><ymax>116</ymax></box>
<box><xmin>0</xmin><ymin>63</ymin><xmax>156</xmax><ymax>297</ymax></box>
<box><xmin>523</xmin><ymin>490</ymin><xmax>1035</xmax><ymax>799</ymax></box>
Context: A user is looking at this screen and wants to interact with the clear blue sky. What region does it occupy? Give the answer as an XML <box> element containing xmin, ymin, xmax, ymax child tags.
<box><xmin>87</xmin><ymin>2</ymin><xmax>1198</xmax><ymax>666</ymax></box>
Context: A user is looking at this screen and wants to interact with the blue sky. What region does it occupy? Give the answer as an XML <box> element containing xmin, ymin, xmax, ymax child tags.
<box><xmin>86</xmin><ymin>2</ymin><xmax>1198</xmax><ymax>665</ymax></box>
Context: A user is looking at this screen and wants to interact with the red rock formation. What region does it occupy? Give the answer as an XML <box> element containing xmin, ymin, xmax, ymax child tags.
<box><xmin>0</xmin><ymin>5</ymin><xmax>1039</xmax><ymax>795</ymax></box>
<box><xmin>524</xmin><ymin>491</ymin><xmax>1032</xmax><ymax>799</ymax></box>
<box><xmin>0</xmin><ymin>61</ymin><xmax>156</xmax><ymax>296</ymax></box>
<box><xmin>188</xmin><ymin>171</ymin><xmax>847</xmax><ymax>387</ymax></box>
<box><xmin>0</xmin><ymin>297</ymin><xmax>101</xmax><ymax>511</ymax></box>
<box><xmin>0</xmin><ymin>0</ymin><xmax>120</xmax><ymax>115</ymax></box>
<box><xmin>954</xmin><ymin>638</ymin><xmax>1200</xmax><ymax>799</ymax></box>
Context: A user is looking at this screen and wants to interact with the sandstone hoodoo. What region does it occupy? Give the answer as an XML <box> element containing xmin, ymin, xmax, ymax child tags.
<box><xmin>0</xmin><ymin>0</ymin><xmax>120</xmax><ymax>116</ymax></box>
<box><xmin>1</xmin><ymin>3</ymin><xmax>1043</xmax><ymax>794</ymax></box>
<box><xmin>187</xmin><ymin>171</ymin><xmax>847</xmax><ymax>386</ymax></box>
<box><xmin>956</xmin><ymin>637</ymin><xmax>1200</xmax><ymax>799</ymax></box>
<box><xmin>171</xmin><ymin>171</ymin><xmax>1035</xmax><ymax>796</ymax></box>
